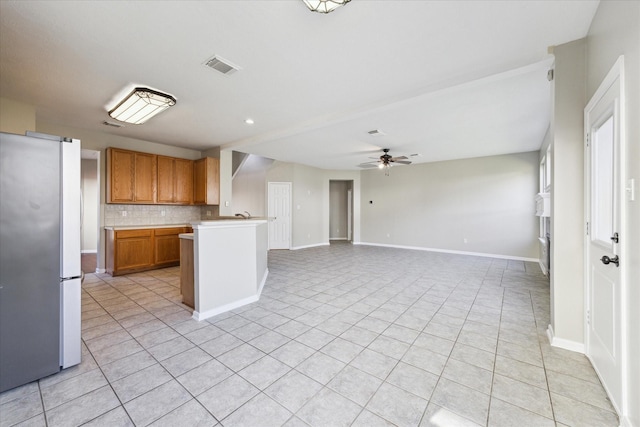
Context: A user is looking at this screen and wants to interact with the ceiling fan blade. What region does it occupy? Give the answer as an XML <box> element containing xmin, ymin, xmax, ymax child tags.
<box><xmin>358</xmin><ymin>163</ymin><xmax>380</xmax><ymax>168</ymax></box>
<box><xmin>390</xmin><ymin>156</ymin><xmax>408</xmax><ymax>160</ymax></box>
<box><xmin>392</xmin><ymin>160</ymin><xmax>412</xmax><ymax>165</ymax></box>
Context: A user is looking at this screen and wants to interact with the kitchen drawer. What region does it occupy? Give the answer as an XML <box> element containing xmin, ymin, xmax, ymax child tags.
<box><xmin>115</xmin><ymin>229</ymin><xmax>153</xmax><ymax>239</ymax></box>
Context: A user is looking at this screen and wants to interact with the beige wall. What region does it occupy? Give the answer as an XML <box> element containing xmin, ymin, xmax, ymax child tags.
<box><xmin>548</xmin><ymin>38</ymin><xmax>587</xmax><ymax>346</ymax></box>
<box><xmin>360</xmin><ymin>152</ymin><xmax>539</xmax><ymax>259</ymax></box>
<box><xmin>0</xmin><ymin>98</ymin><xmax>35</xmax><ymax>134</ymax></box>
<box><xmin>232</xmin><ymin>155</ymin><xmax>274</xmax><ymax>217</ymax></box>
<box><xmin>586</xmin><ymin>1</ymin><xmax>640</xmax><ymax>424</ymax></box>
<box><xmin>265</xmin><ymin>162</ymin><xmax>361</xmax><ymax>249</ymax></box>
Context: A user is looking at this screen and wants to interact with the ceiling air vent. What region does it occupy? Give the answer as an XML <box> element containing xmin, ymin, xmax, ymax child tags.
<box><xmin>204</xmin><ymin>55</ymin><xmax>241</xmax><ymax>75</ymax></box>
<box><xmin>367</xmin><ymin>129</ymin><xmax>386</xmax><ymax>136</ymax></box>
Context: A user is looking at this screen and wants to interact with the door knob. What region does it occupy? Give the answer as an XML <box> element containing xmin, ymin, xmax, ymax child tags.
<box><xmin>600</xmin><ymin>255</ymin><xmax>620</xmax><ymax>267</ymax></box>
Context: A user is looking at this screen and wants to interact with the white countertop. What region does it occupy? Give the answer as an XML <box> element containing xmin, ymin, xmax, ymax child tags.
<box><xmin>104</xmin><ymin>224</ymin><xmax>191</xmax><ymax>231</ymax></box>
<box><xmin>192</xmin><ymin>219</ymin><xmax>268</xmax><ymax>229</ymax></box>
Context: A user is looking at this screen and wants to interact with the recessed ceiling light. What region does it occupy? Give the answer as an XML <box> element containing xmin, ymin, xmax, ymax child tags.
<box><xmin>245</xmin><ymin>118</ymin><xmax>254</xmax><ymax>125</ymax></box>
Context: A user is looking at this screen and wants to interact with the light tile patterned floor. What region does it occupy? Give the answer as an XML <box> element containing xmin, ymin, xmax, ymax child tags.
<box><xmin>1</xmin><ymin>243</ymin><xmax>619</xmax><ymax>426</ymax></box>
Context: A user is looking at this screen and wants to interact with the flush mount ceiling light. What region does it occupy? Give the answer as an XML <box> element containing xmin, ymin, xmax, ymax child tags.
<box><xmin>302</xmin><ymin>0</ymin><xmax>351</xmax><ymax>13</ymax></box>
<box><xmin>108</xmin><ymin>87</ymin><xmax>176</xmax><ymax>125</ymax></box>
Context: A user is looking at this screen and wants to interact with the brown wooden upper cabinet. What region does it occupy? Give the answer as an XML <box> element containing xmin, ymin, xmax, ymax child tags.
<box><xmin>157</xmin><ymin>156</ymin><xmax>193</xmax><ymax>204</ymax></box>
<box><xmin>107</xmin><ymin>148</ymin><xmax>157</xmax><ymax>203</ymax></box>
<box><xmin>194</xmin><ymin>157</ymin><xmax>220</xmax><ymax>205</ymax></box>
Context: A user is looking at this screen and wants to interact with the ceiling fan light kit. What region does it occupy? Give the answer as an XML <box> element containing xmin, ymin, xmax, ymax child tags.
<box><xmin>359</xmin><ymin>148</ymin><xmax>412</xmax><ymax>176</ymax></box>
<box><xmin>302</xmin><ymin>0</ymin><xmax>351</xmax><ymax>14</ymax></box>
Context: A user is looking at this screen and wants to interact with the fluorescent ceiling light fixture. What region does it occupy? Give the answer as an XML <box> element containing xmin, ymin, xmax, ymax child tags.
<box><xmin>108</xmin><ymin>87</ymin><xmax>176</xmax><ymax>124</ymax></box>
<box><xmin>303</xmin><ymin>0</ymin><xmax>351</xmax><ymax>13</ymax></box>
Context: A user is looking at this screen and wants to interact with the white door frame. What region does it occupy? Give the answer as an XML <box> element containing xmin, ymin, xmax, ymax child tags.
<box><xmin>267</xmin><ymin>182</ymin><xmax>292</xmax><ymax>250</ymax></box>
<box><xmin>81</xmin><ymin>149</ymin><xmax>101</xmax><ymax>273</ymax></box>
<box><xmin>584</xmin><ymin>55</ymin><xmax>626</xmax><ymax>417</ymax></box>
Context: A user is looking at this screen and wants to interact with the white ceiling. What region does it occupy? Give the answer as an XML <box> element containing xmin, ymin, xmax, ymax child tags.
<box><xmin>0</xmin><ymin>1</ymin><xmax>599</xmax><ymax>170</ymax></box>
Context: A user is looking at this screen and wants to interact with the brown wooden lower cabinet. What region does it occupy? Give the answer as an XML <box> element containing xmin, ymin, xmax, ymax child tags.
<box><xmin>106</xmin><ymin>226</ymin><xmax>190</xmax><ymax>276</ymax></box>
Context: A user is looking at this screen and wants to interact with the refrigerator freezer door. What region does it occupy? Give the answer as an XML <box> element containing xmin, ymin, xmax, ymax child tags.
<box><xmin>60</xmin><ymin>277</ymin><xmax>81</xmax><ymax>368</ymax></box>
<box><xmin>61</xmin><ymin>138</ymin><xmax>81</xmax><ymax>279</ymax></box>
<box><xmin>0</xmin><ymin>133</ymin><xmax>61</xmax><ymax>392</ymax></box>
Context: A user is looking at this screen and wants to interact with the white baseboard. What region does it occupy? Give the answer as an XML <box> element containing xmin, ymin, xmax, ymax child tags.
<box><xmin>95</xmin><ymin>268</ymin><xmax>106</xmax><ymax>274</ymax></box>
<box><xmin>291</xmin><ymin>242</ymin><xmax>330</xmax><ymax>251</ymax></box>
<box><xmin>356</xmin><ymin>242</ymin><xmax>539</xmax><ymax>263</ymax></box>
<box><xmin>257</xmin><ymin>269</ymin><xmax>269</xmax><ymax>296</ymax></box>
<box><xmin>81</xmin><ymin>250</ymin><xmax>97</xmax><ymax>254</ymax></box>
<box><xmin>329</xmin><ymin>238</ymin><xmax>349</xmax><ymax>241</ymax></box>
<box><xmin>547</xmin><ymin>324</ymin><xmax>585</xmax><ymax>354</ymax></box>
<box><xmin>192</xmin><ymin>294</ymin><xmax>260</xmax><ymax>321</ymax></box>
<box><xmin>539</xmin><ymin>261</ymin><xmax>548</xmax><ymax>277</ymax></box>
<box><xmin>192</xmin><ymin>268</ymin><xmax>269</xmax><ymax>322</ymax></box>
<box><xmin>619</xmin><ymin>415</ymin><xmax>633</xmax><ymax>427</ymax></box>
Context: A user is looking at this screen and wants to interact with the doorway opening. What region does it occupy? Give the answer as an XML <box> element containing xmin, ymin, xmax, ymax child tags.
<box><xmin>81</xmin><ymin>149</ymin><xmax>100</xmax><ymax>273</ymax></box>
<box><xmin>329</xmin><ymin>180</ymin><xmax>353</xmax><ymax>243</ymax></box>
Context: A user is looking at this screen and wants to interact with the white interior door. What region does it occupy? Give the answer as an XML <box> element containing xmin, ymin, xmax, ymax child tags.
<box><xmin>268</xmin><ymin>182</ymin><xmax>291</xmax><ymax>249</ymax></box>
<box><xmin>585</xmin><ymin>57</ymin><xmax>625</xmax><ymax>414</ymax></box>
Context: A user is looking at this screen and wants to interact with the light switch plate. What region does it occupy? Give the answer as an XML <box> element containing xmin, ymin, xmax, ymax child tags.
<box><xmin>627</xmin><ymin>178</ymin><xmax>635</xmax><ymax>201</ymax></box>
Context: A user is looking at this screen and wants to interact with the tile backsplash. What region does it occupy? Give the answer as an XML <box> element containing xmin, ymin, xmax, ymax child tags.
<box><xmin>104</xmin><ymin>204</ymin><xmax>204</xmax><ymax>226</ymax></box>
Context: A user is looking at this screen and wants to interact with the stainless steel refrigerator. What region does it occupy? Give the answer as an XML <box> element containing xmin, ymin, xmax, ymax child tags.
<box><xmin>0</xmin><ymin>131</ymin><xmax>82</xmax><ymax>392</ymax></box>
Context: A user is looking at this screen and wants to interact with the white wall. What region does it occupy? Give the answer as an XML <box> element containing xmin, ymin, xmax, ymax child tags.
<box><xmin>548</xmin><ymin>38</ymin><xmax>587</xmax><ymax>347</ymax></box>
<box><xmin>586</xmin><ymin>1</ymin><xmax>640</xmax><ymax>424</ymax></box>
<box><xmin>360</xmin><ymin>152</ymin><xmax>539</xmax><ymax>259</ymax></box>
<box><xmin>81</xmin><ymin>159</ymin><xmax>98</xmax><ymax>252</ymax></box>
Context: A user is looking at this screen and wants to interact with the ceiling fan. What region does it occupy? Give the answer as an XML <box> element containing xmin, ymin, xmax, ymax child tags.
<box><xmin>358</xmin><ymin>148</ymin><xmax>411</xmax><ymax>175</ymax></box>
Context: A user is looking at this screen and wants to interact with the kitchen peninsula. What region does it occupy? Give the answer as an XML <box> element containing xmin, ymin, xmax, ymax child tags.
<box><xmin>184</xmin><ymin>219</ymin><xmax>269</xmax><ymax>321</ymax></box>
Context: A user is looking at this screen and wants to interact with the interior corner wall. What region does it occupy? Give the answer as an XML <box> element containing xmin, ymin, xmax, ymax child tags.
<box><xmin>0</xmin><ymin>97</ymin><xmax>36</xmax><ymax>134</ymax></box>
<box><xmin>232</xmin><ymin>155</ymin><xmax>274</xmax><ymax>217</ymax></box>
<box><xmin>549</xmin><ymin>38</ymin><xmax>587</xmax><ymax>348</ymax></box>
<box><xmin>586</xmin><ymin>1</ymin><xmax>640</xmax><ymax>424</ymax></box>
<box><xmin>218</xmin><ymin>150</ymin><xmax>233</xmax><ymax>216</ymax></box>
<box><xmin>360</xmin><ymin>152</ymin><xmax>539</xmax><ymax>259</ymax></box>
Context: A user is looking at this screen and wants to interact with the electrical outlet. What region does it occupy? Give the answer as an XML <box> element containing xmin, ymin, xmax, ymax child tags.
<box><xmin>463</xmin><ymin>238</ymin><xmax>468</xmax><ymax>244</ymax></box>
<box><xmin>161</xmin><ymin>210</ymin><xmax>166</xmax><ymax>217</ymax></box>
<box><xmin>225</xmin><ymin>201</ymin><xmax>230</xmax><ymax>207</ymax></box>
<box><xmin>206</xmin><ymin>210</ymin><xmax>212</xmax><ymax>217</ymax></box>
<box><xmin>121</xmin><ymin>211</ymin><xmax>127</xmax><ymax>217</ymax></box>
